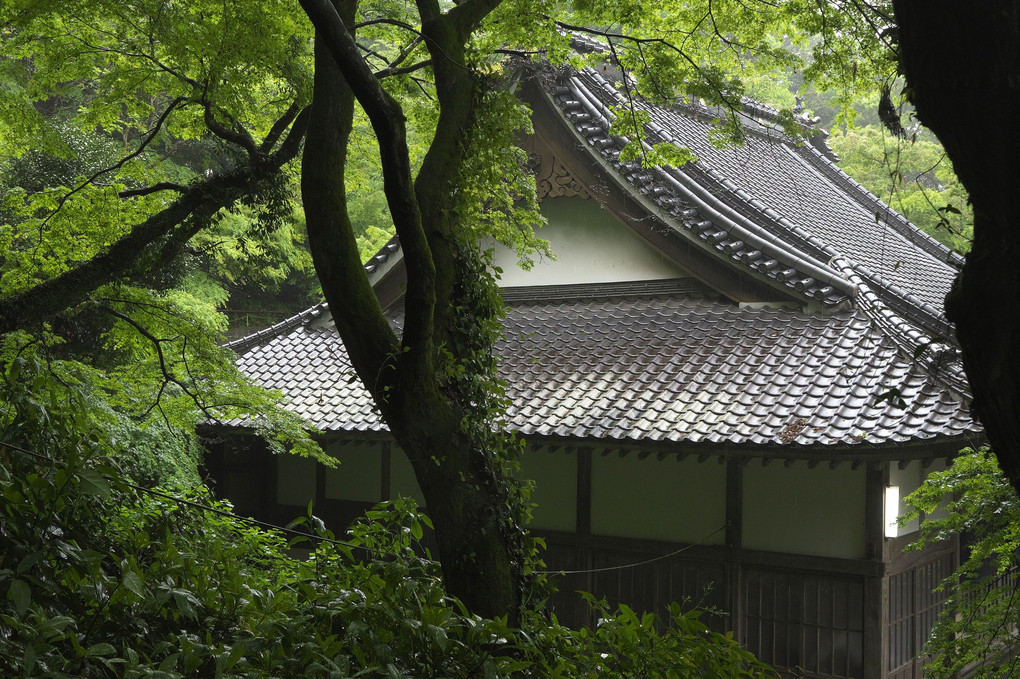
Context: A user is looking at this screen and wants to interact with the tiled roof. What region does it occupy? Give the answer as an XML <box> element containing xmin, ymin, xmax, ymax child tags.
<box><xmin>548</xmin><ymin>65</ymin><xmax>962</xmax><ymax>337</ymax></box>
<box><xmin>231</xmin><ymin>283</ymin><xmax>978</xmax><ymax>449</ymax></box>
<box><xmin>224</xmin><ymin>52</ymin><xmax>979</xmax><ymax>454</ymax></box>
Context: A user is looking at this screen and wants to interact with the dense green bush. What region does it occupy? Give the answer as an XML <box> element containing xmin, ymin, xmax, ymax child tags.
<box><xmin>0</xmin><ymin>354</ymin><xmax>774</xmax><ymax>678</ymax></box>
<box><xmin>0</xmin><ymin>458</ymin><xmax>774</xmax><ymax>677</ymax></box>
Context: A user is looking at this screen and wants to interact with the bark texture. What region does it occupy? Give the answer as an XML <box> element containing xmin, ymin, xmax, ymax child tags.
<box><xmin>300</xmin><ymin>0</ymin><xmax>524</xmax><ymax>623</ymax></box>
<box><xmin>893</xmin><ymin>0</ymin><xmax>1020</xmax><ymax>492</ymax></box>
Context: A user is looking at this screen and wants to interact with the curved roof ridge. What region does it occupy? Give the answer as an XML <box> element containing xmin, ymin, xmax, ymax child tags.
<box><xmin>224</xmin><ymin>302</ymin><xmax>329</xmax><ymax>355</ymax></box>
<box><xmin>363</xmin><ymin>235</ymin><xmax>402</xmax><ymax>274</ymax></box>
<box><xmin>833</xmin><ymin>256</ymin><xmax>970</xmax><ymax>398</ymax></box>
<box><xmin>560</xmin><ymin>71</ymin><xmax>853</xmax><ymax>307</ymax></box>
<box><xmin>849</xmin><ymin>261</ymin><xmax>955</xmax><ymax>340</ymax></box>
<box><xmin>559</xmin><ymin>67</ymin><xmax>960</xmax><ymax>327</ymax></box>
<box><xmin>563</xmin><ymin>35</ymin><xmax>821</xmax><ymax>139</ymax></box>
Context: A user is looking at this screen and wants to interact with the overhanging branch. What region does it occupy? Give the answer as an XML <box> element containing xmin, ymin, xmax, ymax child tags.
<box><xmin>0</xmin><ymin>111</ymin><xmax>309</xmax><ymax>336</ymax></box>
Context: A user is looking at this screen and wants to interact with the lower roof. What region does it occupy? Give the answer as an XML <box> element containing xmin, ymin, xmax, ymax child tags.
<box><xmin>229</xmin><ymin>280</ymin><xmax>979</xmax><ymax>452</ymax></box>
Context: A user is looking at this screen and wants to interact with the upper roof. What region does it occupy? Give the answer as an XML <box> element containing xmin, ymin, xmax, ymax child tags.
<box><xmin>538</xmin><ymin>60</ymin><xmax>962</xmax><ymax>337</ymax></box>
<box><xmin>224</xmin><ymin>51</ymin><xmax>979</xmax><ymax>457</ymax></box>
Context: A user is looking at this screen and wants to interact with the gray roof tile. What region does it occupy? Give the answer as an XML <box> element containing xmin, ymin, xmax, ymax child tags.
<box><xmin>226</xmin><ymin>59</ymin><xmax>979</xmax><ymax>454</ymax></box>
<box><xmin>551</xmin><ymin>66</ymin><xmax>961</xmax><ymax>341</ymax></box>
<box><xmin>234</xmin><ymin>291</ymin><xmax>978</xmax><ymax>447</ymax></box>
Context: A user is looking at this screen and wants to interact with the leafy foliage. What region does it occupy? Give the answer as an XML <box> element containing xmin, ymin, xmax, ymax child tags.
<box><xmin>902</xmin><ymin>448</ymin><xmax>1020</xmax><ymax>678</ymax></box>
<box><xmin>0</xmin><ymin>0</ymin><xmax>926</xmax><ymax>633</ymax></box>
<box><xmin>0</xmin><ymin>310</ymin><xmax>323</xmax><ymax>486</ymax></box>
<box><xmin>0</xmin><ymin>363</ymin><xmax>776</xmax><ymax>678</ymax></box>
<box><xmin>828</xmin><ymin>125</ymin><xmax>973</xmax><ymax>252</ymax></box>
<box><xmin>455</xmin><ymin>84</ymin><xmax>551</xmax><ymax>269</ymax></box>
<box><xmin>182</xmin><ymin>206</ymin><xmax>321</xmax><ymax>324</ymax></box>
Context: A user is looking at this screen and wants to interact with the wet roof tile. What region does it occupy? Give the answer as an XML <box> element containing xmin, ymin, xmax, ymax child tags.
<box><xmin>234</xmin><ymin>291</ymin><xmax>978</xmax><ymax>448</ymax></box>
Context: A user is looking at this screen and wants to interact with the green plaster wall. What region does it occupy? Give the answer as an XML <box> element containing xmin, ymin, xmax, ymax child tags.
<box><xmin>742</xmin><ymin>463</ymin><xmax>866</xmax><ymax>559</ymax></box>
<box><xmin>324</xmin><ymin>442</ymin><xmax>384</xmax><ymax>503</ymax></box>
<box><xmin>276</xmin><ymin>455</ymin><xmax>317</xmax><ymax>507</ymax></box>
<box><xmin>521</xmin><ymin>450</ymin><xmax>577</xmax><ymax>532</ymax></box>
<box><xmin>590</xmin><ymin>453</ymin><xmax>726</xmax><ymax>543</ymax></box>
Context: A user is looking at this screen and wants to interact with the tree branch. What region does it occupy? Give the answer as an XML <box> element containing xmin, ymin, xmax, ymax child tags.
<box><xmin>95</xmin><ymin>303</ymin><xmax>218</xmax><ymax>422</ymax></box>
<box><xmin>374</xmin><ymin>59</ymin><xmax>432</xmax><ymax>79</ymax></box>
<box><xmin>118</xmin><ymin>182</ymin><xmax>187</xmax><ymax>198</ymax></box>
<box><xmin>300</xmin><ymin>0</ymin><xmax>402</xmax><ymax>397</ymax></box>
<box><xmin>298</xmin><ymin>0</ymin><xmax>433</xmax><ymax>350</ymax></box>
<box><xmin>203</xmin><ymin>104</ymin><xmax>260</xmax><ymax>159</ymax></box>
<box><xmin>0</xmin><ymin>111</ymin><xmax>308</xmax><ymax>336</ymax></box>
<box><xmin>444</xmin><ymin>0</ymin><xmax>503</xmax><ymax>40</ymax></box>
<box><xmin>259</xmin><ymin>103</ymin><xmax>302</xmax><ymax>153</ymax></box>
<box><xmin>44</xmin><ymin>97</ymin><xmax>187</xmax><ymax>222</ymax></box>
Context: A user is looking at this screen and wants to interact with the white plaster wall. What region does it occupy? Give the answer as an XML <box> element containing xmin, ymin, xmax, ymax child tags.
<box><xmin>521</xmin><ymin>450</ymin><xmax>576</xmax><ymax>532</ymax></box>
<box><xmin>276</xmin><ymin>455</ymin><xmax>317</xmax><ymax>507</ymax></box>
<box><xmin>742</xmin><ymin>463</ymin><xmax>866</xmax><ymax>559</ymax></box>
<box><xmin>591</xmin><ymin>453</ymin><xmax>726</xmax><ymax>543</ymax></box>
<box><xmin>493</xmin><ymin>197</ymin><xmax>687</xmax><ymax>286</ymax></box>
<box><xmin>324</xmin><ymin>442</ymin><xmax>383</xmax><ymax>503</ymax></box>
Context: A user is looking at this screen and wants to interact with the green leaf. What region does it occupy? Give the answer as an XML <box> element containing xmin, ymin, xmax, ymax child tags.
<box><xmin>158</xmin><ymin>653</ymin><xmax>180</xmax><ymax>672</ymax></box>
<box><xmin>8</xmin><ymin>578</ymin><xmax>30</xmax><ymax>615</ymax></box>
<box><xmin>87</xmin><ymin>643</ymin><xmax>117</xmax><ymax>657</ymax></box>
<box><xmin>76</xmin><ymin>468</ymin><xmax>112</xmax><ymax>497</ymax></box>
<box><xmin>121</xmin><ymin>569</ymin><xmax>145</xmax><ymax>598</ymax></box>
<box><xmin>22</xmin><ymin>644</ymin><xmax>36</xmax><ymax>674</ymax></box>
<box><xmin>224</xmin><ymin>640</ymin><xmax>246</xmax><ymax>669</ymax></box>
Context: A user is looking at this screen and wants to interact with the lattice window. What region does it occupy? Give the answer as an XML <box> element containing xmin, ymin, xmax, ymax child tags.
<box><xmin>745</xmin><ymin>570</ymin><xmax>864</xmax><ymax>678</ymax></box>
<box><xmin>887</xmin><ymin>555</ymin><xmax>951</xmax><ymax>672</ymax></box>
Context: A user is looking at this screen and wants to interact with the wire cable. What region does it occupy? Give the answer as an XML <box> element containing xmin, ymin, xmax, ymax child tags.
<box><xmin>534</xmin><ymin>525</ymin><xmax>726</xmax><ymax>576</ymax></box>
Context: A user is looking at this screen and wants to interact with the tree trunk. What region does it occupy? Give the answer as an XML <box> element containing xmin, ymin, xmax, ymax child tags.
<box><xmin>300</xmin><ymin>0</ymin><xmax>524</xmax><ymax>623</ymax></box>
<box><xmin>893</xmin><ymin>0</ymin><xmax>1020</xmax><ymax>492</ymax></box>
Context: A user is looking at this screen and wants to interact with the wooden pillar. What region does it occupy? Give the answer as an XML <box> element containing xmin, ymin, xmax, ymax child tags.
<box><xmin>316</xmin><ymin>449</ymin><xmax>326</xmax><ymax>508</ymax></box>
<box><xmin>863</xmin><ymin>461</ymin><xmax>887</xmax><ymax>679</ymax></box>
<box><xmin>725</xmin><ymin>458</ymin><xmax>744</xmax><ymax>640</ymax></box>
<box><xmin>576</xmin><ymin>446</ymin><xmax>592</xmax><ymax>535</ymax></box>
<box><xmin>576</xmin><ymin>446</ymin><xmax>594</xmax><ymax>627</ymax></box>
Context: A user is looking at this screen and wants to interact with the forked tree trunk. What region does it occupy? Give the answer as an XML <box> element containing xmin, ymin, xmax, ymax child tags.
<box><xmin>300</xmin><ymin>0</ymin><xmax>523</xmax><ymax>623</ymax></box>
<box><xmin>893</xmin><ymin>0</ymin><xmax>1020</xmax><ymax>493</ymax></box>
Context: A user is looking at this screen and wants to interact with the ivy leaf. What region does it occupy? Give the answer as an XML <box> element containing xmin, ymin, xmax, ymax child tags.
<box><xmin>874</xmin><ymin>387</ymin><xmax>907</xmax><ymax>409</ymax></box>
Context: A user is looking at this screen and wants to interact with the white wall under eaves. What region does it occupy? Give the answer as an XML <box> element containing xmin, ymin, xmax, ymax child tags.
<box><xmin>491</xmin><ymin>196</ymin><xmax>688</xmax><ymax>287</ymax></box>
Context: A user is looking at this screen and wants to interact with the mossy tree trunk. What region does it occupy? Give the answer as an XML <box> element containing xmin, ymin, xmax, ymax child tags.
<box><xmin>299</xmin><ymin>0</ymin><xmax>524</xmax><ymax>623</ymax></box>
<box><xmin>893</xmin><ymin>0</ymin><xmax>1020</xmax><ymax>494</ymax></box>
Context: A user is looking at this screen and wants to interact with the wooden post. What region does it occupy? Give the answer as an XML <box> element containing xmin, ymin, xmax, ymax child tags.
<box><xmin>381</xmin><ymin>441</ymin><xmax>392</xmax><ymax>501</ymax></box>
<box><xmin>863</xmin><ymin>461</ymin><xmax>887</xmax><ymax>679</ymax></box>
<box><xmin>726</xmin><ymin>458</ymin><xmax>744</xmax><ymax>641</ymax></box>
<box><xmin>576</xmin><ymin>446</ymin><xmax>594</xmax><ymax>627</ymax></box>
